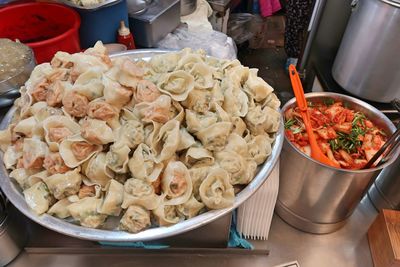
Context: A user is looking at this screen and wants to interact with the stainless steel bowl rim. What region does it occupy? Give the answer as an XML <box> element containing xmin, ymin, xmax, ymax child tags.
<box><xmin>281</xmin><ymin>92</ymin><xmax>399</xmax><ymax>173</ymax></box>
<box><xmin>0</xmin><ymin>49</ymin><xmax>284</xmax><ymax>242</ymax></box>
<box><xmin>57</xmin><ymin>0</ymin><xmax>123</xmax><ymax>10</ymax></box>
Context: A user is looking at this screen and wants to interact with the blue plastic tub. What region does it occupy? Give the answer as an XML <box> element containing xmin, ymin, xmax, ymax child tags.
<box><xmin>74</xmin><ymin>0</ymin><xmax>129</xmax><ymax>48</ymax></box>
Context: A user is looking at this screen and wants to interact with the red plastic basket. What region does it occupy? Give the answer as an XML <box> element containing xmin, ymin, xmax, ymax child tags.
<box><xmin>0</xmin><ymin>2</ymin><xmax>81</xmax><ymax>63</ymax></box>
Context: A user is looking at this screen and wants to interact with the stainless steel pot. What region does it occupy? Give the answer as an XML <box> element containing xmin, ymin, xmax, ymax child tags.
<box><xmin>0</xmin><ymin>193</ymin><xmax>27</xmax><ymax>266</ymax></box>
<box><xmin>277</xmin><ymin>92</ymin><xmax>399</xmax><ymax>234</ymax></box>
<box><xmin>368</xmin><ymin>155</ymin><xmax>400</xmax><ymax>210</ymax></box>
<box><xmin>332</xmin><ymin>0</ymin><xmax>400</xmax><ymax>103</ymax></box>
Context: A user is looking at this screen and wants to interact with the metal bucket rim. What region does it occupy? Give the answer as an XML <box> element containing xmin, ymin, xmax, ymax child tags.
<box><xmin>281</xmin><ymin>92</ymin><xmax>399</xmax><ymax>174</ymax></box>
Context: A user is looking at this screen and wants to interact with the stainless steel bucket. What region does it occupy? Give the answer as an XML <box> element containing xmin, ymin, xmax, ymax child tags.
<box><xmin>368</xmin><ymin>155</ymin><xmax>400</xmax><ymax>211</ymax></box>
<box><xmin>277</xmin><ymin>92</ymin><xmax>399</xmax><ymax>234</ymax></box>
<box><xmin>331</xmin><ymin>0</ymin><xmax>400</xmax><ymax>103</ymax></box>
<box><xmin>0</xmin><ymin>191</ymin><xmax>27</xmax><ymax>266</ymax></box>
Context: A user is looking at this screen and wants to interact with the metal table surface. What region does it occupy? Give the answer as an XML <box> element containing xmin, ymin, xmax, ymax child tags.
<box><xmin>7</xmin><ymin>196</ymin><xmax>377</xmax><ymax>267</ymax></box>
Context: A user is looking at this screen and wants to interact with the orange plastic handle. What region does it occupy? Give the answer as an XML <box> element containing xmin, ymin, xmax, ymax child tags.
<box><xmin>288</xmin><ymin>64</ymin><xmax>340</xmax><ymax>168</ymax></box>
<box><xmin>289</xmin><ymin>65</ymin><xmax>308</xmax><ymax>112</ymax></box>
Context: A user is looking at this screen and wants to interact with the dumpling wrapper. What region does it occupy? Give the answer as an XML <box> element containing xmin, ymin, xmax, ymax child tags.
<box><xmin>224</xmin><ymin>133</ymin><xmax>249</xmax><ymax>157</ymax></box>
<box><xmin>72</xmin><ymin>67</ymin><xmax>104</xmax><ymax>101</ymax></box>
<box><xmin>43</xmin><ymin>115</ymin><xmax>81</xmax><ymax>152</ymax></box>
<box><xmin>11</xmin><ymin>169</ymin><xmax>47</xmax><ymax>190</ymax></box>
<box><xmin>176</xmin><ymin>128</ymin><xmax>196</xmax><ymax>151</ymax></box>
<box><xmin>3</xmin><ymin>145</ymin><xmax>22</xmax><ymax>169</ymax></box>
<box><xmin>181</xmin><ymin>89</ymin><xmax>212</xmax><ymax>114</ymax></box>
<box><xmin>153</xmin><ymin>203</ymin><xmax>182</xmax><ymax>226</ymax></box>
<box><xmin>119</xmin><ymin>205</ymin><xmax>151</xmax><ymax>233</ymax></box>
<box><xmin>161</xmin><ymin>161</ymin><xmax>192</xmax><ymax>206</ymax></box>
<box><xmin>128</xmin><ymin>143</ymin><xmax>163</xmax><ymax>183</ymax></box>
<box><xmin>83</xmin><ymin>152</ymin><xmax>114</xmax><ymax>187</ymax></box>
<box><xmin>113</xmin><ymin>120</ymin><xmax>144</xmax><ymax>149</ymax></box>
<box><xmin>121</xmin><ymin>178</ymin><xmax>163</xmax><ymax>210</ymax></box>
<box><xmin>43</xmin><ymin>168</ymin><xmax>82</xmax><ymax>200</ymax></box>
<box><xmin>215</xmin><ymin>150</ymin><xmax>249</xmax><ymax>185</ymax></box>
<box><xmin>189</xmin><ymin>62</ymin><xmax>214</xmax><ymax>89</ymax></box>
<box><xmin>247</xmin><ymin>134</ymin><xmax>272</xmax><ymax>165</ymax></box>
<box><xmin>243</xmin><ymin>68</ymin><xmax>274</xmax><ymax>102</ymax></box>
<box><xmin>22</xmin><ymin>138</ymin><xmax>49</xmax><ymax>169</ymax></box>
<box><xmin>81</xmin><ymin>118</ymin><xmax>114</xmax><ymax>145</ymax></box>
<box><xmin>106</xmin><ymin>144</ymin><xmax>130</xmax><ymax>174</ymax></box>
<box><xmin>152</xmin><ymin>119</ymin><xmax>180</xmax><ymax>163</ymax></box>
<box><xmin>47</xmin><ymin>196</ymin><xmax>79</xmax><ymax>219</ymax></box>
<box><xmin>59</xmin><ymin>134</ymin><xmax>102</xmax><ymax>168</ymax></box>
<box><xmin>157</xmin><ymin>70</ymin><xmax>194</xmax><ymax>101</ymax></box>
<box><xmin>102</xmin><ymin>75</ymin><xmax>132</xmax><ymax>109</ymax></box>
<box><xmin>14</xmin><ymin>116</ymin><xmax>43</xmax><ymax>138</ymax></box>
<box><xmin>176</xmin><ymin>195</ymin><xmax>205</xmax><ymax>219</ymax></box>
<box><xmin>23</xmin><ymin>181</ymin><xmax>54</xmax><ymax>215</ymax></box>
<box><xmin>185</xmin><ymin>110</ymin><xmax>218</xmax><ymax>134</ymax></box>
<box><xmin>98</xmin><ymin>179</ymin><xmax>124</xmax><ymax>216</ymax></box>
<box><xmin>183</xmin><ymin>147</ymin><xmax>214</xmax><ymax>167</ymax></box>
<box><xmin>67</xmin><ymin>197</ymin><xmax>107</xmax><ymax>228</ymax></box>
<box><xmin>195</xmin><ymin>122</ymin><xmax>232</xmax><ymax>152</ymax></box>
<box><xmin>245</xmin><ymin>105</ymin><xmax>281</xmax><ymax>135</ymax></box>
<box><xmin>149</xmin><ymin>52</ymin><xmax>181</xmax><ymax>73</ymax></box>
<box><xmin>199</xmin><ymin>168</ymin><xmax>234</xmax><ymax>209</ymax></box>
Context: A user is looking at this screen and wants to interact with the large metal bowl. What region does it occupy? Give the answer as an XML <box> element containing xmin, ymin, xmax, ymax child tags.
<box><xmin>0</xmin><ymin>50</ymin><xmax>284</xmax><ymax>242</ymax></box>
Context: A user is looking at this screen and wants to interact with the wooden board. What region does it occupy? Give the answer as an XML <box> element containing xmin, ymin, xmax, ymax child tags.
<box><xmin>368</xmin><ymin>209</ymin><xmax>400</xmax><ymax>267</ymax></box>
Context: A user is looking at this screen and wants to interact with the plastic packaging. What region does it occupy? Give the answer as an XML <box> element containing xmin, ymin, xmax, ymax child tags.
<box><xmin>157</xmin><ymin>25</ymin><xmax>237</xmax><ymax>59</ymax></box>
<box><xmin>228</xmin><ymin>13</ymin><xmax>255</xmax><ymax>44</ymax></box>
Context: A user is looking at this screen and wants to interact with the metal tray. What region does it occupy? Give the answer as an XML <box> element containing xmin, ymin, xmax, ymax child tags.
<box><xmin>0</xmin><ymin>50</ymin><xmax>284</xmax><ymax>242</ymax></box>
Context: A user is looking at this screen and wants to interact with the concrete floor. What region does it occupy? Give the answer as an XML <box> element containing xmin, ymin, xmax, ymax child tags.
<box><xmin>238</xmin><ymin>47</ymin><xmax>294</xmax><ymax>105</ymax></box>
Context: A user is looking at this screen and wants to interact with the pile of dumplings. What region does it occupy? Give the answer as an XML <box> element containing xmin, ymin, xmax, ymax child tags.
<box><xmin>0</xmin><ymin>42</ymin><xmax>281</xmax><ymax>233</ymax></box>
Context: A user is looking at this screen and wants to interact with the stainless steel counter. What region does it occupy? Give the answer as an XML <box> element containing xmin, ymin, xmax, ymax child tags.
<box><xmin>7</xmin><ymin>196</ymin><xmax>377</xmax><ymax>267</ymax></box>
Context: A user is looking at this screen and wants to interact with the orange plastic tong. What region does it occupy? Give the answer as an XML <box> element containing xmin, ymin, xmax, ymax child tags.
<box><xmin>288</xmin><ymin>64</ymin><xmax>340</xmax><ymax>168</ymax></box>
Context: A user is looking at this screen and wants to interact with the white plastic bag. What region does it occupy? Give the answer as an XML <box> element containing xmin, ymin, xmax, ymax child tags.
<box><xmin>156</xmin><ymin>25</ymin><xmax>237</xmax><ymax>60</ymax></box>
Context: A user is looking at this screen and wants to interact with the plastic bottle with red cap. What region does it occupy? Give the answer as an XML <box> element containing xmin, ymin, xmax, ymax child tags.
<box><xmin>117</xmin><ymin>21</ymin><xmax>135</xmax><ymax>49</ymax></box>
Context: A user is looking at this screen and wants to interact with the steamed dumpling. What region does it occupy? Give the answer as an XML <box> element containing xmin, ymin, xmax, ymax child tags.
<box><xmin>243</xmin><ymin>68</ymin><xmax>274</xmax><ymax>102</ymax></box>
<box><xmin>128</xmin><ymin>143</ymin><xmax>163</xmax><ymax>183</ymax></box>
<box><xmin>245</xmin><ymin>105</ymin><xmax>281</xmax><ymax>134</ymax></box>
<box><xmin>195</xmin><ymin>122</ymin><xmax>232</xmax><ymax>152</ymax></box>
<box><xmin>157</xmin><ymin>70</ymin><xmax>194</xmax><ymax>101</ymax></box>
<box><xmin>199</xmin><ymin>168</ymin><xmax>234</xmax><ymax>209</ymax></box>
<box><xmin>121</xmin><ymin>178</ymin><xmax>162</xmax><ymax>210</ymax></box>
<box><xmin>161</xmin><ymin>161</ymin><xmax>192</xmax><ymax>205</ymax></box>
<box><xmin>119</xmin><ymin>205</ymin><xmax>151</xmax><ymax>233</ymax></box>
<box><xmin>83</xmin><ymin>152</ymin><xmax>114</xmax><ymax>187</ymax></box>
<box><xmin>23</xmin><ymin>181</ymin><xmax>54</xmax><ymax>215</ymax></box>
<box><xmin>59</xmin><ymin>135</ymin><xmax>102</xmax><ymax>168</ymax></box>
<box><xmin>67</xmin><ymin>197</ymin><xmax>107</xmax><ymax>228</ymax></box>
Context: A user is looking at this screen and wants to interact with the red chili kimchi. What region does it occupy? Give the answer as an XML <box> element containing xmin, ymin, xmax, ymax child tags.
<box><xmin>284</xmin><ymin>99</ymin><xmax>387</xmax><ymax>169</ymax></box>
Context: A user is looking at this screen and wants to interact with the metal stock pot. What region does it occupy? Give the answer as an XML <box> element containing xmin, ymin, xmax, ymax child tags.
<box><xmin>332</xmin><ymin>0</ymin><xmax>400</xmax><ymax>103</ymax></box>
<box><xmin>277</xmin><ymin>92</ymin><xmax>399</xmax><ymax>234</ymax></box>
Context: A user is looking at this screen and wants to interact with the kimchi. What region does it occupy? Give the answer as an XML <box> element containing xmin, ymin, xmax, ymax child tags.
<box><xmin>284</xmin><ymin>99</ymin><xmax>387</xmax><ymax>169</ymax></box>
